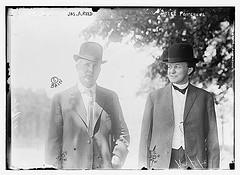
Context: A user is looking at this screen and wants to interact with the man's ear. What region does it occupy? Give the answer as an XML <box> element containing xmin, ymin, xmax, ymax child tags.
<box><xmin>76</xmin><ymin>63</ymin><xmax>79</xmax><ymax>71</ymax></box>
<box><xmin>188</xmin><ymin>67</ymin><xmax>194</xmax><ymax>75</ymax></box>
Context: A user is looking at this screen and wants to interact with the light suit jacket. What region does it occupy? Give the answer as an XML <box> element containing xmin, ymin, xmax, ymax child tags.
<box><xmin>138</xmin><ymin>84</ymin><xmax>220</xmax><ymax>169</ymax></box>
<box><xmin>45</xmin><ymin>84</ymin><xmax>130</xmax><ymax>169</ymax></box>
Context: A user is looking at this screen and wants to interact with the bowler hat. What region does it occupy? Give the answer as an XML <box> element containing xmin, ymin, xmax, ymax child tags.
<box><xmin>162</xmin><ymin>43</ymin><xmax>199</xmax><ymax>63</ymax></box>
<box><xmin>73</xmin><ymin>42</ymin><xmax>107</xmax><ymax>64</ymax></box>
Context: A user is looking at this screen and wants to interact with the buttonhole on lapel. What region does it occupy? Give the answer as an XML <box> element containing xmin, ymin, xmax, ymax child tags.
<box><xmin>102</xmin><ymin>113</ymin><xmax>111</xmax><ymax>121</ymax></box>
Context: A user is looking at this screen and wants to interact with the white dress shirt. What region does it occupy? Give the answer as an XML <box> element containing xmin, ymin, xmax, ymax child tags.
<box><xmin>77</xmin><ymin>81</ymin><xmax>96</xmax><ymax>126</ymax></box>
<box><xmin>171</xmin><ymin>82</ymin><xmax>189</xmax><ymax>149</ymax></box>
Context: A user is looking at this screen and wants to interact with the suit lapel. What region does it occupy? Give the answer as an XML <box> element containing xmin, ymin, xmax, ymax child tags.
<box><xmin>164</xmin><ymin>84</ymin><xmax>174</xmax><ymax>122</ymax></box>
<box><xmin>183</xmin><ymin>84</ymin><xmax>197</xmax><ymax>121</ymax></box>
<box><xmin>89</xmin><ymin>85</ymin><xmax>104</xmax><ymax>137</ymax></box>
<box><xmin>92</xmin><ymin>102</ymin><xmax>103</xmax><ymax>135</ymax></box>
<box><xmin>70</xmin><ymin>85</ymin><xmax>88</xmax><ymax>127</ymax></box>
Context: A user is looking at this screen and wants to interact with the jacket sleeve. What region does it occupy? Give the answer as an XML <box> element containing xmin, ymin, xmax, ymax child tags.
<box><xmin>138</xmin><ymin>93</ymin><xmax>153</xmax><ymax>169</ymax></box>
<box><xmin>206</xmin><ymin>95</ymin><xmax>220</xmax><ymax>169</ymax></box>
<box><xmin>45</xmin><ymin>94</ymin><xmax>63</xmax><ymax>169</ymax></box>
<box><xmin>111</xmin><ymin>93</ymin><xmax>130</xmax><ymax>167</ymax></box>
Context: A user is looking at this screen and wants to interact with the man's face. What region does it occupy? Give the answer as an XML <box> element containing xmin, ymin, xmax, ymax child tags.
<box><xmin>167</xmin><ymin>62</ymin><xmax>191</xmax><ymax>85</ymax></box>
<box><xmin>76</xmin><ymin>59</ymin><xmax>101</xmax><ymax>88</ymax></box>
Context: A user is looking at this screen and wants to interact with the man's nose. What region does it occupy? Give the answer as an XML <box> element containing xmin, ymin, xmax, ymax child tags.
<box><xmin>88</xmin><ymin>64</ymin><xmax>93</xmax><ymax>72</ymax></box>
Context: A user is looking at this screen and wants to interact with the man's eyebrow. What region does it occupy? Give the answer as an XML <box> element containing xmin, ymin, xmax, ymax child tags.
<box><xmin>175</xmin><ymin>63</ymin><xmax>182</xmax><ymax>66</ymax></box>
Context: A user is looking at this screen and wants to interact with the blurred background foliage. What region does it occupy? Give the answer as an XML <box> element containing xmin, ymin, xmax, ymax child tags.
<box><xmin>12</xmin><ymin>88</ymin><xmax>51</xmax><ymax>147</ymax></box>
<box><xmin>82</xmin><ymin>7</ymin><xmax>234</xmax><ymax>101</ymax></box>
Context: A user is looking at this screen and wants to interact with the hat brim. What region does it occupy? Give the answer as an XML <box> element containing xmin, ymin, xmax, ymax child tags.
<box><xmin>73</xmin><ymin>54</ymin><xmax>107</xmax><ymax>64</ymax></box>
<box><xmin>162</xmin><ymin>57</ymin><xmax>199</xmax><ymax>63</ymax></box>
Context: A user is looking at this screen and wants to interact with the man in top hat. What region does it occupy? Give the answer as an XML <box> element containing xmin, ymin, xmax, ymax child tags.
<box><xmin>138</xmin><ymin>43</ymin><xmax>220</xmax><ymax>169</ymax></box>
<box><xmin>45</xmin><ymin>41</ymin><xmax>130</xmax><ymax>169</ymax></box>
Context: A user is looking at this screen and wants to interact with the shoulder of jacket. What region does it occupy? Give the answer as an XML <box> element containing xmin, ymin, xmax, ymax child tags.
<box><xmin>190</xmin><ymin>84</ymin><xmax>212</xmax><ymax>95</ymax></box>
<box><xmin>52</xmin><ymin>86</ymin><xmax>76</xmax><ymax>98</ymax></box>
<box><xmin>151</xmin><ymin>84</ymin><xmax>169</xmax><ymax>95</ymax></box>
<box><xmin>97</xmin><ymin>85</ymin><xmax>117</xmax><ymax>95</ymax></box>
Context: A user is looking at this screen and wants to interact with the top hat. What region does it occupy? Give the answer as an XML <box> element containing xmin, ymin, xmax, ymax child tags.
<box><xmin>162</xmin><ymin>43</ymin><xmax>199</xmax><ymax>63</ymax></box>
<box><xmin>73</xmin><ymin>42</ymin><xmax>107</xmax><ymax>64</ymax></box>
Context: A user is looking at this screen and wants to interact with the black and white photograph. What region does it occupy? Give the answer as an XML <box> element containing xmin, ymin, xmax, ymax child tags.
<box><xmin>4</xmin><ymin>4</ymin><xmax>236</xmax><ymax>174</ymax></box>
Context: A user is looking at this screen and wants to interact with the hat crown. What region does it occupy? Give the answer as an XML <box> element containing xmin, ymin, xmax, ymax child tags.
<box><xmin>168</xmin><ymin>43</ymin><xmax>194</xmax><ymax>59</ymax></box>
<box><xmin>79</xmin><ymin>42</ymin><xmax>103</xmax><ymax>61</ymax></box>
<box><xmin>163</xmin><ymin>43</ymin><xmax>199</xmax><ymax>63</ymax></box>
<box><xmin>73</xmin><ymin>41</ymin><xmax>106</xmax><ymax>63</ymax></box>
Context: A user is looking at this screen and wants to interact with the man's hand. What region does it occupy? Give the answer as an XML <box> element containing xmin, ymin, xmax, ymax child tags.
<box><xmin>111</xmin><ymin>155</ymin><xmax>122</xmax><ymax>169</ymax></box>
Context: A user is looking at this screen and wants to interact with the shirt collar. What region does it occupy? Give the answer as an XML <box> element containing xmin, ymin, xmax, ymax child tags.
<box><xmin>172</xmin><ymin>82</ymin><xmax>189</xmax><ymax>90</ymax></box>
<box><xmin>77</xmin><ymin>81</ymin><xmax>96</xmax><ymax>95</ymax></box>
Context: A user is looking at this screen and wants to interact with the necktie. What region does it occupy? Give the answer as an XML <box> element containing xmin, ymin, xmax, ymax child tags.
<box><xmin>87</xmin><ymin>90</ymin><xmax>94</xmax><ymax>137</ymax></box>
<box><xmin>172</xmin><ymin>84</ymin><xmax>188</xmax><ymax>94</ymax></box>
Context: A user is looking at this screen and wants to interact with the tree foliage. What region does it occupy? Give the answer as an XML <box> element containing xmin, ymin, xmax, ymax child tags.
<box><xmin>82</xmin><ymin>7</ymin><xmax>234</xmax><ymax>101</ymax></box>
<box><xmin>12</xmin><ymin>88</ymin><xmax>51</xmax><ymax>146</ymax></box>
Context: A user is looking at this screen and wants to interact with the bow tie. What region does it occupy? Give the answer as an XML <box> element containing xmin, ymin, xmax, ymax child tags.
<box><xmin>172</xmin><ymin>84</ymin><xmax>188</xmax><ymax>94</ymax></box>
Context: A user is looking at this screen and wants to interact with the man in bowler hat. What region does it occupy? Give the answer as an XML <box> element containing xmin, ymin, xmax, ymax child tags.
<box><xmin>45</xmin><ymin>41</ymin><xmax>130</xmax><ymax>169</ymax></box>
<box><xmin>138</xmin><ymin>43</ymin><xmax>220</xmax><ymax>169</ymax></box>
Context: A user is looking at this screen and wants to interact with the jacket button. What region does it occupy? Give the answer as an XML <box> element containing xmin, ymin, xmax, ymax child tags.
<box><xmin>87</xmin><ymin>140</ymin><xmax>91</xmax><ymax>144</ymax></box>
<box><xmin>98</xmin><ymin>155</ymin><xmax>102</xmax><ymax>159</ymax></box>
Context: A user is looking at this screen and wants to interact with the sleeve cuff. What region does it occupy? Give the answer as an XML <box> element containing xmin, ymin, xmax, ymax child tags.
<box><xmin>112</xmin><ymin>140</ymin><xmax>129</xmax><ymax>164</ymax></box>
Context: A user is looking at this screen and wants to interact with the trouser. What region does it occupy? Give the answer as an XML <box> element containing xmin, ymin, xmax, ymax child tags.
<box><xmin>169</xmin><ymin>146</ymin><xmax>187</xmax><ymax>169</ymax></box>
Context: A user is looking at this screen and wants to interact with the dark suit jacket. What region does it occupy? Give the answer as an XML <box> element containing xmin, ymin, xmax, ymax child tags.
<box><xmin>138</xmin><ymin>84</ymin><xmax>220</xmax><ymax>169</ymax></box>
<box><xmin>45</xmin><ymin>84</ymin><xmax>130</xmax><ymax>169</ymax></box>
